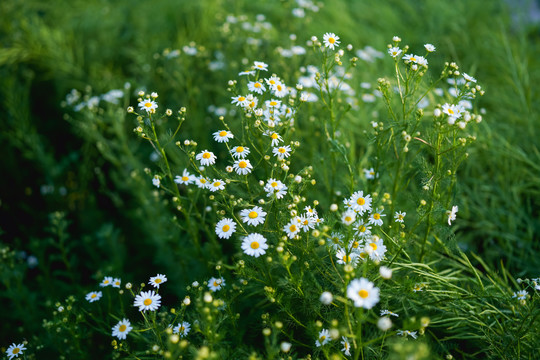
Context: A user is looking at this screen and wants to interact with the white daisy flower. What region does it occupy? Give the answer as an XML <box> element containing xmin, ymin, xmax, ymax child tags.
<box><xmin>346</xmin><ymin>278</ymin><xmax>380</xmax><ymax>309</ymax></box>
<box><xmin>112</xmin><ymin>278</ymin><xmax>122</xmax><ymax>288</ymax></box>
<box><xmin>238</xmin><ymin>70</ymin><xmax>255</xmax><ymax>76</ymax></box>
<box><xmin>463</xmin><ymin>73</ymin><xmax>477</xmax><ymax>83</ymax></box>
<box><xmin>388</xmin><ymin>47</ymin><xmax>402</xmax><ymax>58</ymax></box>
<box><xmin>442</xmin><ymin>103</ymin><xmax>464</xmax><ymax>123</ymax></box>
<box><xmin>323</xmin><ymin>32</ymin><xmax>340</xmax><ymax>50</ymax></box>
<box><xmin>272</xmin><ymin>145</ymin><xmax>292</xmax><ymax>160</ymax></box>
<box><xmin>394</xmin><ymin>211</ymin><xmax>406</xmax><ymax>223</ymax></box>
<box><xmin>215</xmin><ymin>218</ymin><xmax>236</xmax><ymax>239</ymax></box>
<box><xmin>283</xmin><ymin>218</ymin><xmax>301</xmax><ymax>239</ymax></box>
<box><xmin>265</xmin><ymin>99</ymin><xmax>282</xmax><ymax>108</ymax></box>
<box><xmin>209</xmin><ymin>179</ymin><xmax>225</xmax><ymax>192</ymax></box>
<box><xmin>263</xmin><ymin>131</ymin><xmax>283</xmax><ymax>146</ymax></box>
<box><xmin>173</xmin><ymin>321</ymin><xmax>191</xmax><ymax>337</ymax></box>
<box><xmin>397</xmin><ymin>330</ymin><xmax>418</xmax><ymax>339</ymax></box>
<box><xmin>149</xmin><ymin>274</ymin><xmax>167</xmax><ymax>288</ymax></box>
<box><xmin>336</xmin><ymin>248</ymin><xmax>359</xmax><ymax>266</ymax></box>
<box><xmin>248</xmin><ymin>80</ymin><xmax>266</xmax><ymax>95</ymax></box>
<box><xmin>447</xmin><ymin>205</ymin><xmax>458</xmax><ymax>225</ymax></box>
<box><xmin>195</xmin><ymin>176</ymin><xmax>210</xmax><ymax>189</ymax></box>
<box><xmin>349</xmin><ymin>191</ymin><xmax>373</xmax><ymax>214</ymax></box>
<box><xmin>264</xmin><ymin>178</ymin><xmax>287</xmax><ymax>199</ymax></box>
<box><xmin>253</xmin><ymin>61</ymin><xmax>268</xmax><ymax>71</ymax></box>
<box><xmin>424</xmin><ymin>43</ymin><xmax>436</xmax><ymax>52</ymax></box>
<box><xmin>368</xmin><ymin>209</ymin><xmax>386</xmax><ymax>226</ymax></box>
<box><xmin>5</xmin><ymin>343</ymin><xmax>26</xmax><ymax>359</ymax></box>
<box><xmin>133</xmin><ymin>290</ymin><xmax>161</xmax><ymax>312</ymax></box>
<box><xmin>230</xmin><ymin>146</ymin><xmax>250</xmax><ymax>159</ymax></box>
<box><xmin>196</xmin><ymin>150</ymin><xmax>217</xmax><ymax>166</ymax></box>
<box><xmin>207</xmin><ymin>277</ymin><xmax>225</xmax><ymax>292</ymax></box>
<box><xmin>354</xmin><ymin>220</ymin><xmax>372</xmax><ymax>238</ymax></box>
<box><xmin>297</xmin><ymin>214</ymin><xmax>316</xmax><ymax>232</ymax></box>
<box><xmin>233</xmin><ymin>159</ymin><xmax>253</xmax><ymax>175</ymax></box>
<box><xmin>152</xmin><ymin>175</ymin><xmax>161</xmax><ymax>188</ymax></box>
<box><xmin>138</xmin><ymin>99</ymin><xmax>158</xmax><ymax>113</ymax></box>
<box><xmin>265</xmin><ymin>75</ymin><xmax>281</xmax><ymax>88</ymax></box>
<box><xmin>100</xmin><ymin>276</ymin><xmax>113</xmax><ymax>287</ymax></box>
<box><xmin>513</xmin><ymin>290</ymin><xmax>528</xmax><ymax>300</ymax></box>
<box><xmin>272</xmin><ymin>82</ymin><xmax>289</xmax><ymax>98</ymax></box>
<box><xmin>240</xmin><ymin>206</ymin><xmax>267</xmax><ymax>226</ymax></box>
<box><xmin>315</xmin><ymin>328</ymin><xmax>331</xmax><ymax>347</ymax></box>
<box><xmin>364</xmin><ymin>167</ymin><xmax>378</xmax><ymax>180</ymax></box>
<box><xmin>86</xmin><ymin>291</ymin><xmax>102</xmax><ymax>303</ymax></box>
<box><xmin>174</xmin><ymin>169</ymin><xmax>196</xmax><ymax>185</ymax></box>
<box><xmin>112</xmin><ymin>318</ymin><xmax>133</xmax><ymax>340</ymax></box>
<box><xmin>341</xmin><ymin>209</ymin><xmax>357</xmax><ymax>226</ymax></box>
<box><xmin>213</xmin><ymin>130</ymin><xmax>234</xmax><ymax>143</ymax></box>
<box><xmin>241</xmin><ymin>233</ymin><xmax>269</xmax><ymax>257</ymax></box>
<box><xmin>365</xmin><ymin>236</ymin><xmax>387</xmax><ymax>261</ymax></box>
<box><xmin>231</xmin><ymin>95</ymin><xmax>249</xmax><ymax>107</ymax></box>
<box><xmin>402</xmin><ymin>53</ymin><xmax>419</xmax><ymax>64</ymax></box>
<box><xmin>380</xmin><ymin>309</ymin><xmax>399</xmax><ymax>317</ymax></box>
<box><xmin>341</xmin><ymin>336</ymin><xmax>351</xmax><ymax>356</ymax></box>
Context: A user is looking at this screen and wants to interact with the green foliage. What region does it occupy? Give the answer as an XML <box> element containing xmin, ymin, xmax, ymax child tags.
<box><xmin>1</xmin><ymin>0</ymin><xmax>540</xmax><ymax>359</ymax></box>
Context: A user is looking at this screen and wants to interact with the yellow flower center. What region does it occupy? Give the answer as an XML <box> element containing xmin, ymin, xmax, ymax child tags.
<box><xmin>398</xmin><ymin>215</ymin><xmax>404</xmax><ymax>220</ymax></box>
<box><xmin>213</xmin><ymin>182</ymin><xmax>221</xmax><ymax>187</ymax></box>
<box><xmin>269</xmin><ymin>79</ymin><xmax>276</xmax><ymax>85</ymax></box>
<box><xmin>278</xmin><ymin>147</ymin><xmax>286</xmax><ymax>153</ymax></box>
<box><xmin>219</xmin><ymin>131</ymin><xmax>227</xmax><ymax>137</ymax></box>
<box><xmin>271</xmin><ymin>133</ymin><xmax>278</xmax><ymax>139</ymax></box>
<box><xmin>202</xmin><ymin>152</ymin><xmax>211</xmax><ymax>159</ymax></box>
<box><xmin>12</xmin><ymin>348</ymin><xmax>20</xmax><ymax>354</ymax></box>
<box><xmin>345</xmin><ymin>216</ymin><xmax>352</xmax><ymax>222</ymax></box>
<box><xmin>238</xmin><ymin>96</ymin><xmax>246</xmax><ymax>102</ymax></box>
<box><xmin>182</xmin><ymin>176</ymin><xmax>189</xmax><ymax>181</ymax></box>
<box><xmin>236</xmin><ymin>146</ymin><xmax>244</xmax><ymax>153</ymax></box>
<box><xmin>254</xmin><ymin>82</ymin><xmax>261</xmax><ymax>88</ymax></box>
<box><xmin>373</xmin><ymin>213</ymin><xmax>380</xmax><ymax>220</ymax></box>
<box><xmin>271</xmin><ymin>182</ymin><xmax>278</xmax><ymax>187</ymax></box>
<box><xmin>144</xmin><ymin>298</ymin><xmax>152</xmax><ymax>306</ymax></box>
<box><xmin>352</xmin><ymin>241</ymin><xmax>359</xmax><ymax>248</ymax></box>
<box><xmin>104</xmin><ymin>280</ymin><xmax>109</xmax><ymax>284</ymax></box>
<box><xmin>329</xmin><ymin>37</ymin><xmax>335</xmax><ymax>44</ymax></box>
<box><xmin>357</xmin><ymin>198</ymin><xmax>365</xmax><ymax>205</ymax></box>
<box><xmin>358</xmin><ymin>289</ymin><xmax>369</xmax><ymax>298</ymax></box>
<box><xmin>239</xmin><ymin>161</ymin><xmax>247</xmax><ymax>168</ymax></box>
<box><xmin>248</xmin><ymin>211</ymin><xmax>258</xmax><ymax>219</ymax></box>
<box><xmin>200</xmin><ymin>179</ymin><xmax>207</xmax><ymax>184</ymax></box>
<box><xmin>213</xmin><ymin>281</ymin><xmax>220</xmax><ymax>287</ymax></box>
<box><xmin>145</xmin><ymin>102</ymin><xmax>152</xmax><ymax>108</ymax></box>
<box><xmin>180</xmin><ymin>326</ymin><xmax>185</xmax><ymax>332</ymax></box>
<box><xmin>410</xmin><ymin>57</ymin><xmax>416</xmax><ymax>62</ymax></box>
<box><xmin>270</xmin><ymin>101</ymin><xmax>278</xmax><ymax>106</ymax></box>
<box><xmin>343</xmin><ymin>255</ymin><xmax>351</xmax><ymax>262</ymax></box>
<box><xmin>251</xmin><ymin>241</ymin><xmax>260</xmax><ymax>249</ymax></box>
<box><xmin>276</xmin><ymin>85</ymin><xmax>283</xmax><ymax>91</ymax></box>
<box><xmin>155</xmin><ymin>279</ymin><xmax>162</xmax><ymax>283</ymax></box>
<box><xmin>360</xmin><ymin>252</ymin><xmax>367</xmax><ymax>259</ymax></box>
<box><xmin>359</xmin><ymin>225</ymin><xmax>366</xmax><ymax>232</ymax></box>
<box><xmin>370</xmin><ymin>243</ymin><xmax>377</xmax><ymax>250</ymax></box>
<box><xmin>119</xmin><ymin>324</ymin><xmax>127</xmax><ymax>332</ymax></box>
<box><xmin>320</xmin><ymin>335</ymin><xmax>326</xmax><ymax>341</ymax></box>
<box><xmin>448</xmin><ymin>108</ymin><xmax>454</xmax><ymax>114</ymax></box>
<box><xmin>303</xmin><ymin>220</ymin><xmax>309</xmax><ymax>225</ymax></box>
<box><xmin>222</xmin><ymin>224</ymin><xmax>230</xmax><ymax>232</ymax></box>
<box><xmin>289</xmin><ymin>224</ymin><xmax>297</xmax><ymax>232</ymax></box>
<box><xmin>91</xmin><ymin>294</ymin><xmax>97</xmax><ymax>298</ymax></box>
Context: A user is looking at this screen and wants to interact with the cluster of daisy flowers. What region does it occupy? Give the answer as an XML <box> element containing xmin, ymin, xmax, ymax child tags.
<box><xmin>385</xmin><ymin>36</ymin><xmax>485</xmax><ymax>128</ymax></box>
<box><xmin>324</xmin><ymin>190</ymin><xmax>407</xmax><ymax>268</ymax></box>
